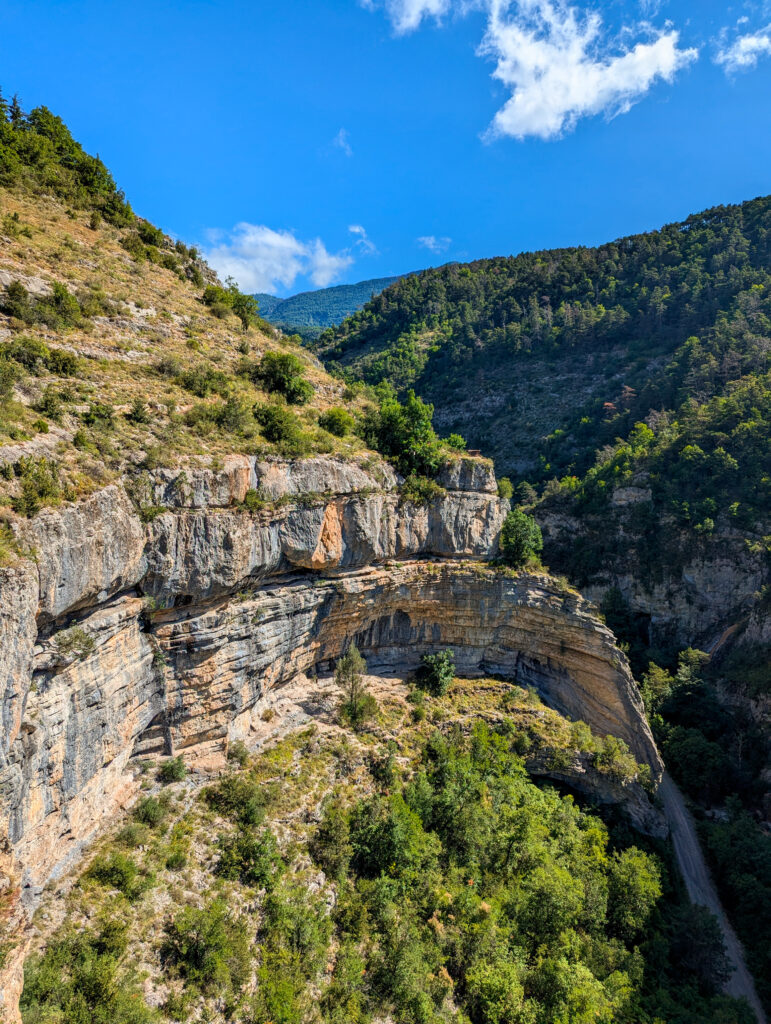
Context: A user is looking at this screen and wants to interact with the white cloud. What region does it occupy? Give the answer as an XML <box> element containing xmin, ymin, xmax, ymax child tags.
<box><xmin>333</xmin><ymin>127</ymin><xmax>354</xmax><ymax>156</ymax></box>
<box><xmin>205</xmin><ymin>223</ymin><xmax>354</xmax><ymax>294</ymax></box>
<box><xmin>349</xmin><ymin>224</ymin><xmax>379</xmax><ymax>255</ymax></box>
<box><xmin>417</xmin><ymin>234</ymin><xmax>452</xmax><ymax>253</ymax></box>
<box><xmin>308</xmin><ymin>239</ymin><xmax>354</xmax><ymax>286</ymax></box>
<box><xmin>482</xmin><ymin>1</ymin><xmax>698</xmax><ymax>140</ymax></box>
<box><xmin>716</xmin><ymin>25</ymin><xmax>771</xmax><ymax>73</ymax></box>
<box><xmin>364</xmin><ymin>0</ymin><xmax>453</xmax><ymax>34</ymax></box>
<box><xmin>367</xmin><ymin>0</ymin><xmax>697</xmax><ymax>139</ymax></box>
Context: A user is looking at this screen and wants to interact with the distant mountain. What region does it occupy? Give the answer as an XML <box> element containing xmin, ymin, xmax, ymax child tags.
<box><xmin>255</xmin><ymin>275</ymin><xmax>404</xmax><ymax>335</ymax></box>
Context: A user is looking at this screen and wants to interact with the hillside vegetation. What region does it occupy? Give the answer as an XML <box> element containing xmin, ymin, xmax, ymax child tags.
<box><xmin>0</xmin><ymin>97</ymin><xmax>464</xmax><ymax>523</ymax></box>
<box><xmin>20</xmin><ymin>672</ymin><xmax>752</xmax><ymax>1024</ymax></box>
<box><xmin>320</xmin><ymin>197</ymin><xmax>771</xmax><ymax>480</ymax></box>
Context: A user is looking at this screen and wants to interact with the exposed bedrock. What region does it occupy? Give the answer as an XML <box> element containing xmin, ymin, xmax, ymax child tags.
<box><xmin>1</xmin><ymin>456</ymin><xmax>508</xmax><ymax>888</ymax></box>
<box><xmin>0</xmin><ymin>454</ymin><xmax>662</xmax><ymax>1017</ymax></box>
<box><xmin>155</xmin><ymin>563</ymin><xmax>660</xmax><ymax>777</ymax></box>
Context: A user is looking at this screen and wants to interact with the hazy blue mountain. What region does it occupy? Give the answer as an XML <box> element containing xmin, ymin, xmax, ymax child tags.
<box><xmin>255</xmin><ymin>275</ymin><xmax>404</xmax><ymax>333</ymax></box>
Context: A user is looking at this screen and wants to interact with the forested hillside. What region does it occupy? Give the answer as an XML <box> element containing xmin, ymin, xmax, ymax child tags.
<box><xmin>320</xmin><ymin>198</ymin><xmax>771</xmax><ymax>480</ymax></box>
<box><xmin>255</xmin><ymin>275</ymin><xmax>403</xmax><ymax>340</ymax></box>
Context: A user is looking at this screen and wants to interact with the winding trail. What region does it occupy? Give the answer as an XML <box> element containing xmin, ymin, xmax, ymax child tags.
<box><xmin>659</xmin><ymin>774</ymin><xmax>767</xmax><ymax>1023</ymax></box>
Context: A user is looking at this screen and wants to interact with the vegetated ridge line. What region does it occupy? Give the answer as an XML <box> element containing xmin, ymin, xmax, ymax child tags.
<box><xmin>659</xmin><ymin>774</ymin><xmax>767</xmax><ymax>1024</ymax></box>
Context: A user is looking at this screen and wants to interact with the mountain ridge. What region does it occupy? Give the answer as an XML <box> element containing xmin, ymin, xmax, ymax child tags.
<box><xmin>255</xmin><ymin>274</ymin><xmax>405</xmax><ymax>334</ymax></box>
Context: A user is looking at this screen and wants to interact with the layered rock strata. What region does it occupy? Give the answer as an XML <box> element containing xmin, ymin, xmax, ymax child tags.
<box><xmin>0</xmin><ymin>453</ymin><xmax>661</xmax><ymax>1021</ymax></box>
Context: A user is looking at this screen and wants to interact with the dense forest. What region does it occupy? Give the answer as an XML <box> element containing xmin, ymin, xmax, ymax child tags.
<box><xmin>320</xmin><ymin>197</ymin><xmax>771</xmax><ymax>480</ymax></box>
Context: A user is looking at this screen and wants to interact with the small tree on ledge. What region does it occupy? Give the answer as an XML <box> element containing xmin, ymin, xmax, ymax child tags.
<box><xmin>337</xmin><ymin>644</ymin><xmax>377</xmax><ymax>731</ymax></box>
<box><xmin>500</xmin><ymin>507</ymin><xmax>543</xmax><ymax>568</ymax></box>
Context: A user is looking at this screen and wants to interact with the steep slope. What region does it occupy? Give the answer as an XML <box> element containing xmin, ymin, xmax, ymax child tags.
<box><xmin>320</xmin><ymin>196</ymin><xmax>771</xmax><ymax>1016</ymax></box>
<box><xmin>320</xmin><ymin>197</ymin><xmax>771</xmax><ymax>476</ymax></box>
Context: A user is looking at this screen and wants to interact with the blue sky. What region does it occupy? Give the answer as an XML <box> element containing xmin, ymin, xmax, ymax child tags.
<box><xmin>1</xmin><ymin>0</ymin><xmax>770</xmax><ymax>295</ymax></box>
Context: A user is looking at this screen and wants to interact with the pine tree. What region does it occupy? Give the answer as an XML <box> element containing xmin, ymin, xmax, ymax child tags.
<box><xmin>9</xmin><ymin>93</ymin><xmax>24</xmax><ymax>127</ymax></box>
<box><xmin>0</xmin><ymin>88</ymin><xmax>8</xmax><ymax>122</ymax></box>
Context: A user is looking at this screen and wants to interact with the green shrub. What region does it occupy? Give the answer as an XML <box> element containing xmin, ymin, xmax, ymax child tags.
<box><xmin>122</xmin><ymin>231</ymin><xmax>148</xmax><ymax>261</ymax></box>
<box><xmin>177</xmin><ymin>364</ymin><xmax>230</xmax><ymax>398</ymax></box>
<box><xmin>162</xmin><ymin>899</ymin><xmax>250</xmax><ymax>996</ymax></box>
<box><xmin>497</xmin><ymin>476</ymin><xmax>513</xmax><ymax>499</ymax></box>
<box><xmin>157</xmin><ymin>756</ymin><xmax>186</xmax><ymax>784</ymax></box>
<box><xmin>203</xmin><ymin>772</ymin><xmax>266</xmax><ymax>826</ymax></box>
<box><xmin>216</xmin><ymin>827</ymin><xmax>284</xmax><ymax>889</ymax></box>
<box><xmin>165</xmin><ymin>847</ymin><xmax>188</xmax><ymax>871</ymax></box>
<box><xmin>133</xmin><ymin>794</ymin><xmax>170</xmax><ymax>828</ymax></box>
<box><xmin>47</xmin><ymin>348</ymin><xmax>79</xmax><ymax>375</ymax></box>
<box><xmin>86</xmin><ymin>852</ymin><xmax>151</xmax><ymax>902</ymax></box>
<box><xmin>400</xmin><ymin>473</ymin><xmax>445</xmax><ymax>505</ymax></box>
<box><xmin>55</xmin><ymin>625</ymin><xmax>95</xmax><ymax>660</ymax></box>
<box><xmin>227</xmin><ymin>739</ymin><xmax>250</xmax><ymax>766</ymax></box>
<box><xmin>82</xmin><ymin>401</ymin><xmax>115</xmax><ymax>429</ymax></box>
<box><xmin>4</xmin><ymin>334</ymin><xmax>50</xmax><ymax>372</ymax></box>
<box><xmin>137</xmin><ymin>221</ymin><xmax>164</xmax><ymax>247</ymax></box>
<box><xmin>319</xmin><ymin>407</ymin><xmax>354</xmax><ymax>437</ymax></box>
<box><xmin>592</xmin><ymin>735</ymin><xmax>640</xmax><ymax>782</ymax></box>
<box><xmin>126</xmin><ymin>398</ymin><xmax>150</xmax><ymax>425</ymax></box>
<box><xmin>416</xmin><ymin>649</ymin><xmax>455</xmax><ymax>696</ymax></box>
<box><xmin>12</xmin><ymin>456</ymin><xmax>61</xmax><ymax>516</ymax></box>
<box><xmin>115</xmin><ymin>822</ymin><xmax>150</xmax><ymax>849</ymax></box>
<box><xmin>500</xmin><ymin>507</ymin><xmax>543</xmax><ymax>568</ymax></box>
<box><xmin>241</xmin><ymin>488</ymin><xmax>267</xmax><ymax>513</ymax></box>
<box><xmin>445</xmin><ymin>432</ymin><xmax>466</xmax><ymax>450</ymax></box>
<box><xmin>252</xmin><ymin>351</ymin><xmax>313</xmax><ymax>405</ymax></box>
<box><xmin>36</xmin><ymin>385</ymin><xmax>63</xmax><ymax>420</ymax></box>
<box><xmin>254</xmin><ymin>403</ymin><xmax>309</xmax><ymax>454</ymax></box>
<box><xmin>0</xmin><ymin>358</ymin><xmax>18</xmax><ymax>401</ymax></box>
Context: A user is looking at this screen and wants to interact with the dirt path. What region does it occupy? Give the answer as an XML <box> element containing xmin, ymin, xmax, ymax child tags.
<box><xmin>659</xmin><ymin>774</ymin><xmax>767</xmax><ymax>1023</ymax></box>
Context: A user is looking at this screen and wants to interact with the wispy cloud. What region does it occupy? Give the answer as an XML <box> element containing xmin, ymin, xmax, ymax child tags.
<box><xmin>417</xmin><ymin>234</ymin><xmax>452</xmax><ymax>253</ymax></box>
<box><xmin>349</xmin><ymin>224</ymin><xmax>379</xmax><ymax>255</ymax></box>
<box><xmin>716</xmin><ymin>23</ymin><xmax>771</xmax><ymax>73</ymax></box>
<box><xmin>204</xmin><ymin>224</ymin><xmax>354</xmax><ymax>293</ymax></box>
<box><xmin>367</xmin><ymin>0</ymin><xmax>698</xmax><ymax>140</ymax></box>
<box><xmin>333</xmin><ymin>127</ymin><xmax>354</xmax><ymax>156</ymax></box>
<box><xmin>362</xmin><ymin>0</ymin><xmax>453</xmax><ymax>34</ymax></box>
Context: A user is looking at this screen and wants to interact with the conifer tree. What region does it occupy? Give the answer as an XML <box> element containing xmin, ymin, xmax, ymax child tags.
<box><xmin>9</xmin><ymin>93</ymin><xmax>24</xmax><ymax>127</ymax></box>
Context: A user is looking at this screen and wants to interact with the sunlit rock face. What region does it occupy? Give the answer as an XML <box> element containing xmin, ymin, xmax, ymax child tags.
<box><xmin>0</xmin><ymin>455</ymin><xmax>660</xmax><ymax>1017</ymax></box>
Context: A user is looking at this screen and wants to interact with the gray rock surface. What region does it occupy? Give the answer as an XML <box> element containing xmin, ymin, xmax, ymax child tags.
<box><xmin>0</xmin><ymin>455</ymin><xmax>663</xmax><ymax>1015</ymax></box>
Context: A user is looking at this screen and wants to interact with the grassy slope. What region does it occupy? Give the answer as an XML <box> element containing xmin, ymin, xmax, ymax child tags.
<box><xmin>0</xmin><ymin>185</ymin><xmax>382</xmax><ymax>519</ymax></box>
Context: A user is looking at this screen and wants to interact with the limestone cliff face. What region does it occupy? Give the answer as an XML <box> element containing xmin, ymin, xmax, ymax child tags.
<box><xmin>0</xmin><ymin>453</ymin><xmax>660</xmax><ymax>1019</ymax></box>
<box><xmin>540</xmin><ymin>506</ymin><xmax>768</xmax><ymax>650</ymax></box>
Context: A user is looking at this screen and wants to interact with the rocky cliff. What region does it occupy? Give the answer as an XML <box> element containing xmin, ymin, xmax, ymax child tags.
<box><xmin>0</xmin><ymin>453</ymin><xmax>660</xmax><ymax>1021</ymax></box>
